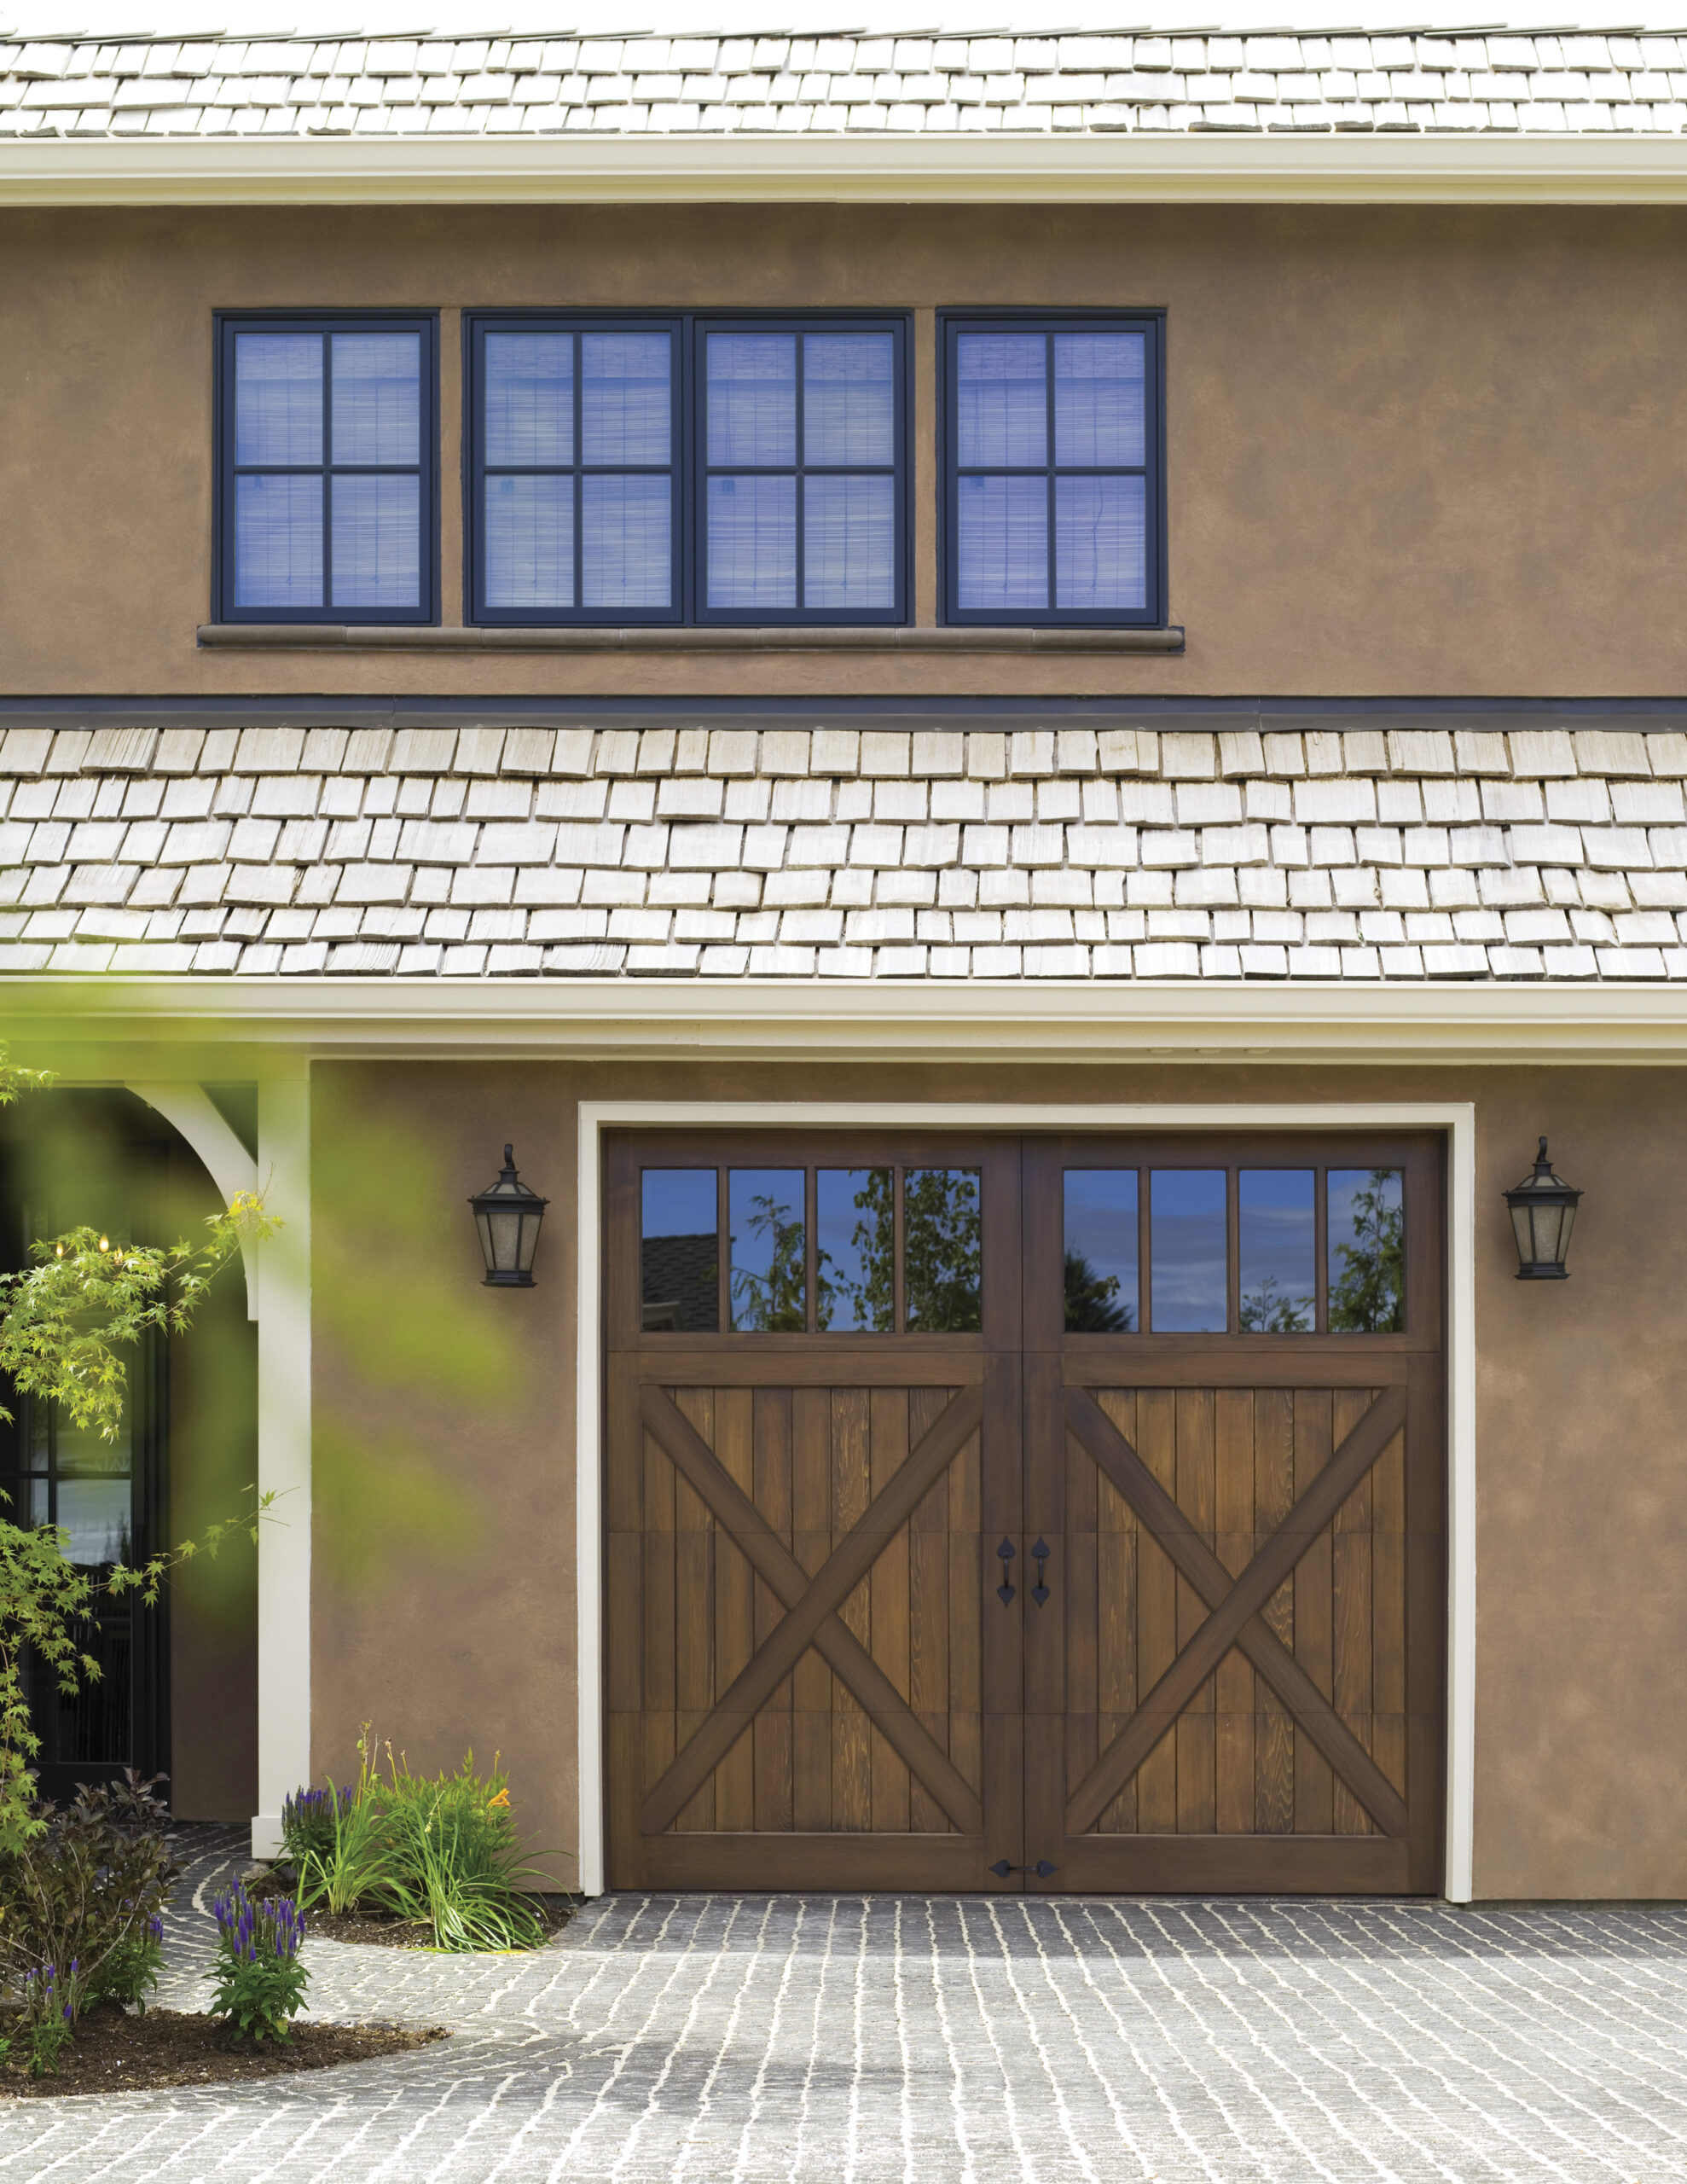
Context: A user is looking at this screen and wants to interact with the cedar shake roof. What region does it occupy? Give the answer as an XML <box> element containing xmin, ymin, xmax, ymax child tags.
<box><xmin>6</xmin><ymin>29</ymin><xmax>1687</xmax><ymax>142</ymax></box>
<box><xmin>3</xmin><ymin>715</ymin><xmax>1687</xmax><ymax>983</ymax></box>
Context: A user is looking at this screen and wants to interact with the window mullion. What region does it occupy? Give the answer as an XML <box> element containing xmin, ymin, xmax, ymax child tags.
<box><xmin>794</xmin><ymin>333</ymin><xmax>806</xmax><ymax>617</ymax></box>
<box><xmin>572</xmin><ymin>331</ymin><xmax>585</xmax><ymax>614</ymax></box>
<box><xmin>321</xmin><ymin>328</ymin><xmax>333</xmax><ymax>612</ymax></box>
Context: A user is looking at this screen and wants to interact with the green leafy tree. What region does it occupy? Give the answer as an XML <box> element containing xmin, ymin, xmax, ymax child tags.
<box><xmin>1239</xmin><ymin>1271</ymin><xmax>1313</xmax><ymax>1333</ymax></box>
<box><xmin>0</xmin><ymin>1049</ymin><xmax>271</xmax><ymax>1850</ymax></box>
<box><xmin>904</xmin><ymin>1169</ymin><xmax>982</xmax><ymax>1333</ymax></box>
<box><xmin>730</xmin><ymin>1191</ymin><xmax>806</xmax><ymax>1331</ymax></box>
<box><xmin>1329</xmin><ymin>1170</ymin><xmax>1405</xmax><ymax>1334</ymax></box>
<box><xmin>816</xmin><ymin>1170</ymin><xmax>894</xmax><ymax>1333</ymax></box>
<box><xmin>1064</xmin><ymin>1248</ymin><xmax>1133</xmax><ymax>1333</ymax></box>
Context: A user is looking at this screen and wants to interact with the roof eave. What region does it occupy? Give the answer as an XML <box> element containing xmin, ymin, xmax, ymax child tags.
<box><xmin>8</xmin><ymin>130</ymin><xmax>1687</xmax><ymax>207</ymax></box>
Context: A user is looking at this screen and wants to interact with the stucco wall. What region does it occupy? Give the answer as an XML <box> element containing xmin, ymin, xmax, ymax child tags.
<box><xmin>307</xmin><ymin>1054</ymin><xmax>1687</xmax><ymax>1899</ymax></box>
<box><xmin>7</xmin><ymin>201</ymin><xmax>1687</xmax><ymax>698</ymax></box>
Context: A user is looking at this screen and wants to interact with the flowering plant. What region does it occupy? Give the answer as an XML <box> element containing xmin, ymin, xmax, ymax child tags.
<box><xmin>206</xmin><ymin>1882</ymin><xmax>309</xmax><ymax>2042</ymax></box>
<box><xmin>281</xmin><ymin>1783</ymin><xmax>354</xmax><ymax>1867</ymax></box>
<box><xmin>10</xmin><ymin>1958</ymin><xmax>79</xmax><ymax>2077</ymax></box>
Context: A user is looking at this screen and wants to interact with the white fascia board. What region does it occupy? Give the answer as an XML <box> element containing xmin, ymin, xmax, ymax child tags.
<box><xmin>9</xmin><ymin>975</ymin><xmax>1687</xmax><ymax>1066</ymax></box>
<box><xmin>9</xmin><ymin>132</ymin><xmax>1687</xmax><ymax>207</ymax></box>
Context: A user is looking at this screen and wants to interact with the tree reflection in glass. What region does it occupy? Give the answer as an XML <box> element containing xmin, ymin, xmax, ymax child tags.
<box><xmin>815</xmin><ymin>1168</ymin><xmax>894</xmax><ymax>1331</ymax></box>
<box><xmin>1328</xmin><ymin>1167</ymin><xmax>1405</xmax><ymax>1333</ymax></box>
<box><xmin>903</xmin><ymin>1169</ymin><xmax>982</xmax><ymax>1332</ymax></box>
<box><xmin>1238</xmin><ymin>1170</ymin><xmax>1315</xmax><ymax>1332</ymax></box>
<box><xmin>1063</xmin><ymin>1170</ymin><xmax>1137</xmax><ymax>1331</ymax></box>
<box><xmin>728</xmin><ymin>1168</ymin><xmax>807</xmax><ymax>1331</ymax></box>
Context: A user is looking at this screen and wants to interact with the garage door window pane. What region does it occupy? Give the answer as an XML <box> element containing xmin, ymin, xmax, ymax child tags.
<box><xmin>1064</xmin><ymin>1170</ymin><xmax>1138</xmax><ymax>1332</ymax></box>
<box><xmin>1150</xmin><ymin>1170</ymin><xmax>1227</xmax><ymax>1333</ymax></box>
<box><xmin>1328</xmin><ymin>1168</ymin><xmax>1405</xmax><ymax>1333</ymax></box>
<box><xmin>641</xmin><ymin>1169</ymin><xmax>718</xmax><ymax>1333</ymax></box>
<box><xmin>816</xmin><ymin>1169</ymin><xmax>894</xmax><ymax>1332</ymax></box>
<box><xmin>1239</xmin><ymin>1170</ymin><xmax>1315</xmax><ymax>1332</ymax></box>
<box><xmin>728</xmin><ymin>1168</ymin><xmax>807</xmax><ymax>1331</ymax></box>
<box><xmin>904</xmin><ymin>1169</ymin><xmax>982</xmax><ymax>1333</ymax></box>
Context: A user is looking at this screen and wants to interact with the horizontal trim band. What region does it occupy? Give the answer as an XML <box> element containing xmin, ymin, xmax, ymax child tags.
<box><xmin>6</xmin><ymin>974</ymin><xmax>1687</xmax><ymax>1068</ymax></box>
<box><xmin>12</xmin><ymin>133</ymin><xmax>1687</xmax><ymax>207</ymax></box>
<box><xmin>197</xmin><ymin>623</ymin><xmax>1186</xmax><ymax>654</ymax></box>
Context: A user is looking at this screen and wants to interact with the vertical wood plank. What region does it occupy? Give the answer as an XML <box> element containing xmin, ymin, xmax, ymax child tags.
<box><xmin>1133</xmin><ymin>1387</ymin><xmax>1179</xmax><ymax>1833</ymax></box>
<box><xmin>948</xmin><ymin>1407</ymin><xmax>983</xmax><ymax>1809</ymax></box>
<box><xmin>1371</xmin><ymin>1405</ymin><xmax>1408</xmax><ymax>1805</ymax></box>
<box><xmin>1094</xmin><ymin>1390</ymin><xmax>1138</xmax><ymax>1833</ymax></box>
<box><xmin>908</xmin><ymin>1381</ymin><xmax>954</xmax><ymax>1831</ymax></box>
<box><xmin>1255</xmin><ymin>1386</ymin><xmax>1295</xmax><ymax>1833</ymax></box>
<box><xmin>673</xmin><ymin>1388</ymin><xmax>716</xmax><ymax>1831</ymax></box>
<box><xmin>1214</xmin><ymin>1389</ymin><xmax>1256</xmax><ymax>1834</ymax></box>
<box><xmin>869</xmin><ymin>1386</ymin><xmax>912</xmax><ymax>1833</ymax></box>
<box><xmin>1175</xmin><ymin>1388</ymin><xmax>1217</xmax><ymax>1835</ymax></box>
<box><xmin>1331</xmin><ymin>1385</ymin><xmax>1376</xmax><ymax>1837</ymax></box>
<box><xmin>832</xmin><ymin>1387</ymin><xmax>873</xmax><ymax>1831</ymax></box>
<box><xmin>1064</xmin><ymin>1406</ymin><xmax>1099</xmax><ymax>1814</ymax></box>
<box><xmin>712</xmin><ymin>1386</ymin><xmax>757</xmax><ymax>1831</ymax></box>
<box><xmin>752</xmin><ymin>1387</ymin><xmax>794</xmax><ymax>1833</ymax></box>
<box><xmin>1292</xmin><ymin>1388</ymin><xmax>1335</xmax><ymax>1835</ymax></box>
<box><xmin>791</xmin><ymin>1385</ymin><xmax>832</xmax><ymax>1832</ymax></box>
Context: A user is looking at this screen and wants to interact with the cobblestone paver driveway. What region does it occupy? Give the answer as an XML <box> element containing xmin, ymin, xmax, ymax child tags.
<box><xmin>1</xmin><ymin>1828</ymin><xmax>1684</xmax><ymax>2181</ymax></box>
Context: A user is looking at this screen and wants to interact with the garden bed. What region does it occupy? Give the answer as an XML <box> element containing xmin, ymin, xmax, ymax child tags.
<box><xmin>246</xmin><ymin>1868</ymin><xmax>576</xmax><ymax>1950</ymax></box>
<box><xmin>0</xmin><ymin>2001</ymin><xmax>445</xmax><ymax>2097</ymax></box>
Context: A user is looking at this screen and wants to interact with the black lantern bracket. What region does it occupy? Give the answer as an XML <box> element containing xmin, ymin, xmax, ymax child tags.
<box><xmin>1504</xmin><ymin>1136</ymin><xmax>1581</xmax><ymax>1281</ymax></box>
<box><xmin>470</xmin><ymin>1144</ymin><xmax>549</xmax><ymax>1287</ymax></box>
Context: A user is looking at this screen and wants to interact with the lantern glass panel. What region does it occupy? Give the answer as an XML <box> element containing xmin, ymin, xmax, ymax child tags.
<box><xmin>486</xmin><ymin>1206</ymin><xmax>523</xmax><ymax>1275</ymax></box>
<box><xmin>518</xmin><ymin>1208</ymin><xmax>541</xmax><ymax>1272</ymax></box>
<box><xmin>1510</xmin><ymin>1204</ymin><xmax>1533</xmax><ymax>1266</ymax></box>
<box><xmin>1530</xmin><ymin>1200</ymin><xmax>1565</xmax><ymax>1268</ymax></box>
<box><xmin>1555</xmin><ymin>1202</ymin><xmax>1576</xmax><ymax>1263</ymax></box>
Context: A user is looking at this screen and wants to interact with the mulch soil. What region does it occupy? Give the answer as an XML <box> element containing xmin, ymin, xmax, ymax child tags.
<box><xmin>0</xmin><ymin>2002</ymin><xmax>445</xmax><ymax>2098</ymax></box>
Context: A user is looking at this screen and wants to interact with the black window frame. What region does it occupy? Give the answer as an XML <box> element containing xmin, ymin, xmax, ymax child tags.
<box><xmin>938</xmin><ymin>309</ymin><xmax>1167</xmax><ymax>630</ymax></box>
<box><xmin>214</xmin><ymin>310</ymin><xmax>440</xmax><ymax>629</ymax></box>
<box><xmin>465</xmin><ymin>311</ymin><xmax>685</xmax><ymax>630</ymax></box>
<box><xmin>465</xmin><ymin>311</ymin><xmax>913</xmax><ymax>628</ymax></box>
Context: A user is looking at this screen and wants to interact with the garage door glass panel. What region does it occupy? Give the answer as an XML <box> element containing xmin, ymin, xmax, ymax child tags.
<box><xmin>1150</xmin><ymin>1169</ymin><xmax>1226</xmax><ymax>1332</ymax></box>
<box><xmin>1328</xmin><ymin>1168</ymin><xmax>1405</xmax><ymax>1333</ymax></box>
<box><xmin>1239</xmin><ymin>1170</ymin><xmax>1316</xmax><ymax>1333</ymax></box>
<box><xmin>816</xmin><ymin>1168</ymin><xmax>894</xmax><ymax>1332</ymax></box>
<box><xmin>904</xmin><ymin>1168</ymin><xmax>982</xmax><ymax>1332</ymax></box>
<box><xmin>728</xmin><ymin>1169</ymin><xmax>807</xmax><ymax>1332</ymax></box>
<box><xmin>641</xmin><ymin>1169</ymin><xmax>719</xmax><ymax>1333</ymax></box>
<box><xmin>1064</xmin><ymin>1169</ymin><xmax>1138</xmax><ymax>1332</ymax></box>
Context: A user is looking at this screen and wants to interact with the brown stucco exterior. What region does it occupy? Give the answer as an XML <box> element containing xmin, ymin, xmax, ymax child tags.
<box><xmin>304</xmin><ymin>1054</ymin><xmax>1687</xmax><ymax>1901</ymax></box>
<box><xmin>7</xmin><ymin>200</ymin><xmax>1687</xmax><ymax>698</ymax></box>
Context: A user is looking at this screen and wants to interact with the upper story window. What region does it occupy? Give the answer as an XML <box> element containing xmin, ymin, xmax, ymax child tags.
<box><xmin>216</xmin><ymin>314</ymin><xmax>438</xmax><ymax>625</ymax></box>
<box><xmin>941</xmin><ymin>313</ymin><xmax>1164</xmax><ymax>630</ymax></box>
<box><xmin>467</xmin><ymin>313</ymin><xmax>910</xmax><ymax>626</ymax></box>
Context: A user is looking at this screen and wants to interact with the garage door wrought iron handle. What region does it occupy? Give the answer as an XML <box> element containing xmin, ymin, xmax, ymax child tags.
<box><xmin>996</xmin><ymin>1537</ymin><xmax>1016</xmax><ymax>1605</ymax></box>
<box><xmin>1031</xmin><ymin>1539</ymin><xmax>1050</xmax><ymax>1606</ymax></box>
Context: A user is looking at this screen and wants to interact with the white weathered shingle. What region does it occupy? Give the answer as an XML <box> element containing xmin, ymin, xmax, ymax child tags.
<box><xmin>10</xmin><ymin>25</ymin><xmax>1687</xmax><ymax>138</ymax></box>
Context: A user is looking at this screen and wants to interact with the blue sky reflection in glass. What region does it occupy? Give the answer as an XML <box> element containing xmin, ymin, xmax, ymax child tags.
<box><xmin>1063</xmin><ymin>1170</ymin><xmax>1138</xmax><ymax>1332</ymax></box>
<box><xmin>815</xmin><ymin>1168</ymin><xmax>894</xmax><ymax>1332</ymax></box>
<box><xmin>1238</xmin><ymin>1170</ymin><xmax>1315</xmax><ymax>1332</ymax></box>
<box><xmin>641</xmin><ymin>1168</ymin><xmax>718</xmax><ymax>1333</ymax></box>
<box><xmin>1150</xmin><ymin>1169</ymin><xmax>1226</xmax><ymax>1333</ymax></box>
<box><xmin>729</xmin><ymin>1168</ymin><xmax>807</xmax><ymax>1331</ymax></box>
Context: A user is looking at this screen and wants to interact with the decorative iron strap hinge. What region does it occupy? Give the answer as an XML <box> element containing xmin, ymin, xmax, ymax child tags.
<box><xmin>990</xmin><ymin>1860</ymin><xmax>1058</xmax><ymax>1879</ymax></box>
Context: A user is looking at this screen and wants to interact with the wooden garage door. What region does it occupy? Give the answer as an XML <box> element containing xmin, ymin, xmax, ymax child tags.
<box><xmin>604</xmin><ymin>1130</ymin><xmax>1443</xmax><ymax>1894</ymax></box>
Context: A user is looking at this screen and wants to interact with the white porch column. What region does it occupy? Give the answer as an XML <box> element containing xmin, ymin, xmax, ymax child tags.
<box><xmin>252</xmin><ymin>1071</ymin><xmax>311</xmax><ymax>1860</ymax></box>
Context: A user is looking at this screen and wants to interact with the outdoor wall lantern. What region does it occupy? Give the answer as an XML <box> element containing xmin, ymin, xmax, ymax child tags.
<box><xmin>1504</xmin><ymin>1137</ymin><xmax>1581</xmax><ymax>1280</ymax></box>
<box><xmin>470</xmin><ymin>1146</ymin><xmax>548</xmax><ymax>1287</ymax></box>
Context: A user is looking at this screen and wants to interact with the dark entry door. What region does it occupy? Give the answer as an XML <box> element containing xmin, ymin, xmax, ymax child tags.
<box><xmin>604</xmin><ymin>1130</ymin><xmax>1444</xmax><ymax>1894</ymax></box>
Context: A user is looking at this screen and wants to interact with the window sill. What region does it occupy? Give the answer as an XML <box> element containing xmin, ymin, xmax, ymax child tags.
<box><xmin>196</xmin><ymin>623</ymin><xmax>1185</xmax><ymax>654</ymax></box>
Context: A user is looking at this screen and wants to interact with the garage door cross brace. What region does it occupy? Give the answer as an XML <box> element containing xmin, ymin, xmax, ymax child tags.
<box><xmin>1062</xmin><ymin>1385</ymin><xmax>1412</xmax><ymax>1839</ymax></box>
<box><xmin>637</xmin><ymin>1383</ymin><xmax>987</xmax><ymax>1838</ymax></box>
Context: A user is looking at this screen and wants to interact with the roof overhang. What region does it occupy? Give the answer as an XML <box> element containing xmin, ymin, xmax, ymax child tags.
<box><xmin>6</xmin><ymin>975</ymin><xmax>1687</xmax><ymax>1073</ymax></box>
<box><xmin>9</xmin><ymin>130</ymin><xmax>1687</xmax><ymax>207</ymax></box>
